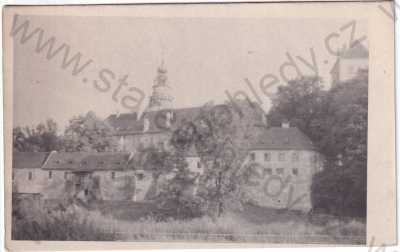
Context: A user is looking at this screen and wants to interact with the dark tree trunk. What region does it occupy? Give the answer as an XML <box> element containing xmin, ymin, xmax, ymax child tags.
<box><xmin>216</xmin><ymin>171</ymin><xmax>223</xmax><ymax>217</ymax></box>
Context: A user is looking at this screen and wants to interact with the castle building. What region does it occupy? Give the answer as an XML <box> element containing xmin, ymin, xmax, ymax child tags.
<box><xmin>12</xmin><ymin>63</ymin><xmax>324</xmax><ymax>212</ymax></box>
<box><xmin>241</xmin><ymin>122</ymin><xmax>324</xmax><ymax>211</ymax></box>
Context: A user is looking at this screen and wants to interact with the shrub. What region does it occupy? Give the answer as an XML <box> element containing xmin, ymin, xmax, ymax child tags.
<box><xmin>12</xmin><ymin>196</ymin><xmax>119</xmax><ymax>241</ymax></box>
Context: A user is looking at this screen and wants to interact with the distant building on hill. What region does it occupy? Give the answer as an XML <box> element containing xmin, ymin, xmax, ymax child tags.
<box><xmin>330</xmin><ymin>42</ymin><xmax>368</xmax><ymax>85</ymax></box>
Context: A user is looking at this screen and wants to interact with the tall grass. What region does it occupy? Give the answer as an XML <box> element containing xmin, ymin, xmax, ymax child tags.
<box><xmin>12</xmin><ymin>197</ymin><xmax>365</xmax><ymax>244</ymax></box>
<box><xmin>113</xmin><ymin>212</ymin><xmax>366</xmax><ymax>244</ymax></box>
<box><xmin>12</xmin><ymin>197</ymin><xmax>119</xmax><ymax>241</ymax></box>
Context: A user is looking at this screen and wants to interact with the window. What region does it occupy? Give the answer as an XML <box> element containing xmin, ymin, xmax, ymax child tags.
<box><xmin>28</xmin><ymin>172</ymin><xmax>32</xmax><ymax>180</ymax></box>
<box><xmin>197</xmin><ymin>161</ymin><xmax>201</xmax><ymax>169</ymax></box>
<box><xmin>292</xmin><ymin>168</ymin><xmax>299</xmax><ymax>176</ymax></box>
<box><xmin>265</xmin><ymin>168</ymin><xmax>272</xmax><ymax>175</ymax></box>
<box><xmin>292</xmin><ymin>152</ymin><xmax>299</xmax><ymax>162</ymax></box>
<box><xmin>250</xmin><ymin>153</ymin><xmax>256</xmax><ymax>161</ymax></box>
<box><xmin>264</xmin><ymin>153</ymin><xmax>270</xmax><ymax>162</ymax></box>
<box><xmin>136</xmin><ymin>173</ymin><xmax>144</xmax><ymax>180</ymax></box>
<box><xmin>276</xmin><ymin>168</ymin><xmax>284</xmax><ymax>175</ymax></box>
<box><xmin>64</xmin><ymin>172</ymin><xmax>68</xmax><ymax>179</ymax></box>
<box><xmin>48</xmin><ymin>171</ymin><xmax>52</xmax><ymax>179</ymax></box>
<box><xmin>111</xmin><ymin>172</ymin><xmax>115</xmax><ymax>179</ymax></box>
<box><xmin>84</xmin><ymin>189</ymin><xmax>89</xmax><ymax>196</ymax></box>
<box><xmin>278</xmin><ymin>153</ymin><xmax>286</xmax><ymax>161</ymax></box>
<box><xmin>12</xmin><ymin>172</ymin><xmax>15</xmax><ymax>181</ymax></box>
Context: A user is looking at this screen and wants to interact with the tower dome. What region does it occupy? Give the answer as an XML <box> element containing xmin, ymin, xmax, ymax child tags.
<box><xmin>146</xmin><ymin>62</ymin><xmax>174</xmax><ymax>112</ymax></box>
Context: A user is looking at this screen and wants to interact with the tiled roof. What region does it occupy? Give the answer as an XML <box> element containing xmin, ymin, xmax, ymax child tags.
<box><xmin>42</xmin><ymin>152</ymin><xmax>132</xmax><ymax>171</ymax></box>
<box><xmin>105</xmin><ymin>100</ymin><xmax>265</xmax><ymax>136</ymax></box>
<box><xmin>250</xmin><ymin>127</ymin><xmax>315</xmax><ymax>151</ymax></box>
<box><xmin>105</xmin><ymin>106</ymin><xmax>203</xmax><ymax>135</ymax></box>
<box><xmin>12</xmin><ymin>152</ymin><xmax>50</xmax><ymax>169</ymax></box>
<box><xmin>104</xmin><ymin>113</ymin><xmax>141</xmax><ymax>132</ymax></box>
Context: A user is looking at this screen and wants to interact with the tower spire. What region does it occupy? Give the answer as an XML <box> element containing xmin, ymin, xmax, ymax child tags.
<box><xmin>146</xmin><ymin>61</ymin><xmax>174</xmax><ymax>112</ymax></box>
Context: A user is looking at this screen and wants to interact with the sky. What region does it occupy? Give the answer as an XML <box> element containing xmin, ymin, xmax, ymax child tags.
<box><xmin>12</xmin><ymin>15</ymin><xmax>367</xmax><ymax>130</ymax></box>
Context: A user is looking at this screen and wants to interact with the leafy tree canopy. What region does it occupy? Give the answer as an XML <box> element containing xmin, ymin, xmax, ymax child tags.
<box><xmin>13</xmin><ymin>119</ymin><xmax>62</xmax><ymax>152</ymax></box>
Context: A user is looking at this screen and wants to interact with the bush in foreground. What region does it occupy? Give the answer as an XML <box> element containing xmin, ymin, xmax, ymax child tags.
<box><xmin>12</xmin><ymin>197</ymin><xmax>119</xmax><ymax>241</ymax></box>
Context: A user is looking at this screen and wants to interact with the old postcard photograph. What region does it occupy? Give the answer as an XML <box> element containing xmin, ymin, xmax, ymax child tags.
<box><xmin>2</xmin><ymin>2</ymin><xmax>396</xmax><ymax>250</ymax></box>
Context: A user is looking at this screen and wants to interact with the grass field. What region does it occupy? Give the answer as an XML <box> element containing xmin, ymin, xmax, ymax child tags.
<box><xmin>12</xmin><ymin>198</ymin><xmax>366</xmax><ymax>244</ymax></box>
<box><xmin>90</xmin><ymin>201</ymin><xmax>366</xmax><ymax>244</ymax></box>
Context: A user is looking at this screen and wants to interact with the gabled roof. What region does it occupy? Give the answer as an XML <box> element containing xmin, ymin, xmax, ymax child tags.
<box><xmin>105</xmin><ymin>106</ymin><xmax>203</xmax><ymax>135</ymax></box>
<box><xmin>12</xmin><ymin>152</ymin><xmax>50</xmax><ymax>169</ymax></box>
<box><xmin>105</xmin><ymin>100</ymin><xmax>265</xmax><ymax>136</ymax></box>
<box><xmin>104</xmin><ymin>113</ymin><xmax>140</xmax><ymax>132</ymax></box>
<box><xmin>250</xmin><ymin>127</ymin><xmax>315</xmax><ymax>151</ymax></box>
<box><xmin>42</xmin><ymin>152</ymin><xmax>132</xmax><ymax>171</ymax></box>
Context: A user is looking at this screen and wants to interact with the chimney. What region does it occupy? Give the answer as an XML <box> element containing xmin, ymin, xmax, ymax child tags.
<box><xmin>281</xmin><ymin>120</ymin><xmax>290</xmax><ymax>128</ymax></box>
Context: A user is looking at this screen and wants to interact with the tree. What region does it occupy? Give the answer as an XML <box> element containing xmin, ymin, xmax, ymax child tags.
<box><xmin>155</xmin><ymin>149</ymin><xmax>205</xmax><ymax>219</ymax></box>
<box><xmin>63</xmin><ymin>111</ymin><xmax>116</xmax><ymax>152</ymax></box>
<box><xmin>13</xmin><ymin>119</ymin><xmax>62</xmax><ymax>152</ymax></box>
<box><xmin>170</xmin><ymin>102</ymin><xmax>264</xmax><ymax>218</ymax></box>
<box><xmin>133</xmin><ymin>141</ymin><xmax>203</xmax><ymax>220</ymax></box>
<box><xmin>267</xmin><ymin>71</ymin><xmax>368</xmax><ymax>217</ymax></box>
<box><xmin>311</xmin><ymin>70</ymin><xmax>367</xmax><ymax>217</ymax></box>
<box><xmin>267</xmin><ymin>76</ymin><xmax>330</xmax><ymax>150</ymax></box>
<box><xmin>137</xmin><ymin>146</ymin><xmax>175</xmax><ymax>197</ymax></box>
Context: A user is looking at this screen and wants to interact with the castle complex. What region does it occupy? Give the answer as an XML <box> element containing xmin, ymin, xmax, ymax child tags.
<box><xmin>12</xmin><ymin>62</ymin><xmax>325</xmax><ymax>212</ymax></box>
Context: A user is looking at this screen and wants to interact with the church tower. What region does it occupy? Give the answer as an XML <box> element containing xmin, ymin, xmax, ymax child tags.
<box><xmin>146</xmin><ymin>62</ymin><xmax>174</xmax><ymax>112</ymax></box>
